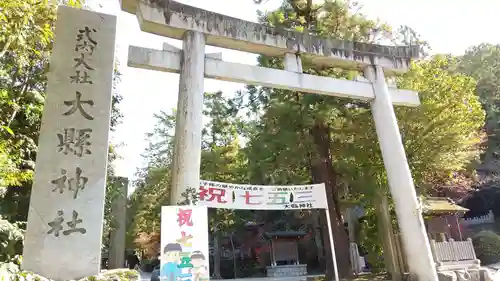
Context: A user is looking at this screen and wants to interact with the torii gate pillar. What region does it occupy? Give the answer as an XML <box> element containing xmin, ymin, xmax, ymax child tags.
<box><xmin>365</xmin><ymin>65</ymin><xmax>437</xmax><ymax>281</ymax></box>
<box><xmin>170</xmin><ymin>31</ymin><xmax>205</xmax><ymax>205</ymax></box>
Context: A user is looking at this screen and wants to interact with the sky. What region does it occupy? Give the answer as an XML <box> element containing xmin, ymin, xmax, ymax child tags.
<box><xmin>84</xmin><ymin>0</ymin><xmax>500</xmax><ymax>192</ymax></box>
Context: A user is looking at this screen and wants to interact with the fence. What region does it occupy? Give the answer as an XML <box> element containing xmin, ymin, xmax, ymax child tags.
<box><xmin>393</xmin><ymin>235</ymin><xmax>480</xmax><ymax>274</ymax></box>
<box><xmin>460</xmin><ymin>210</ymin><xmax>495</xmax><ymax>226</ymax></box>
<box><xmin>394</xmin><ymin>233</ymin><xmax>409</xmax><ymax>275</ymax></box>
<box><xmin>429</xmin><ymin>238</ymin><xmax>480</xmax><ymax>271</ymax></box>
<box><xmin>349</xmin><ymin>243</ymin><xmax>364</xmax><ymax>274</ymax></box>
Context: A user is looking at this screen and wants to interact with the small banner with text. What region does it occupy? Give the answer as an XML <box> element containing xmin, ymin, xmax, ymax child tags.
<box><xmin>197</xmin><ymin>180</ymin><xmax>328</xmax><ymax>210</ymax></box>
<box><xmin>161</xmin><ymin>206</ymin><xmax>210</xmax><ymax>281</ymax></box>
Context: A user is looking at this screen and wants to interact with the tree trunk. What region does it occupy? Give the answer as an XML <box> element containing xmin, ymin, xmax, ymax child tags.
<box><xmin>313</xmin><ymin>210</ymin><xmax>325</xmax><ymax>267</ymax></box>
<box><xmin>212</xmin><ymin>229</ymin><xmax>222</xmax><ymax>279</ymax></box>
<box><xmin>310</xmin><ymin>121</ymin><xmax>351</xmax><ymax>278</ymax></box>
<box><xmin>230</xmin><ymin>234</ymin><xmax>238</xmax><ymax>278</ymax></box>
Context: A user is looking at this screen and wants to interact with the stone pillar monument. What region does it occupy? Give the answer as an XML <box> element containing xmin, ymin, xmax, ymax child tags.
<box><xmin>22</xmin><ymin>6</ymin><xmax>116</xmax><ymax>280</ymax></box>
<box><xmin>108</xmin><ymin>177</ymin><xmax>129</xmax><ymax>269</ymax></box>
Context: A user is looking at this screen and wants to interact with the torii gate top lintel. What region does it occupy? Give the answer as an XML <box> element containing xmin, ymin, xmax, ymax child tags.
<box><xmin>120</xmin><ymin>0</ymin><xmax>419</xmax><ymax>76</ymax></box>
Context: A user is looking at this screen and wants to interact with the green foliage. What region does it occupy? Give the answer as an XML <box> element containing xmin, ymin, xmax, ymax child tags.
<box><xmin>0</xmin><ymin>216</ymin><xmax>24</xmax><ymax>263</ymax></box>
<box><xmin>0</xmin><ymin>0</ymin><xmax>59</xmax><ymax>223</ymax></box>
<box><xmin>65</xmin><ymin>0</ymin><xmax>84</xmax><ymax>8</ymax></box>
<box><xmin>472</xmin><ymin>230</ymin><xmax>500</xmax><ymax>265</ymax></box>
<box><xmin>458</xmin><ymin>44</ymin><xmax>500</xmax><ymax>134</ymax></box>
<box><xmin>0</xmin><ymin>261</ymin><xmax>22</xmax><ymax>281</ymax></box>
<box><xmin>358</xmin><ymin>207</ymin><xmax>384</xmax><ymax>271</ymax></box>
<box><xmin>0</xmin><ymin>141</ymin><xmax>32</xmax><ymax>193</ymax></box>
<box><xmin>0</xmin><ymin>267</ymin><xmax>139</xmax><ymax>281</ymax></box>
<box><xmin>126</xmin><ymin>110</ymin><xmax>175</xmax><ymax>252</ymax></box>
<box><xmin>244</xmin><ymin>1</ymin><xmax>484</xmax><ymax>200</ymax></box>
<box><xmin>127</xmin><ymin>92</ymin><xmax>251</xmax><ymax>253</ymax></box>
<box><xmin>396</xmin><ymin>55</ymin><xmax>485</xmax><ymax>189</ymax></box>
<box><xmin>0</xmin><ymin>0</ymin><xmax>57</xmax><ymax>60</ymax></box>
<box><xmin>456</xmin><ymin>44</ymin><xmax>500</xmax><ymax>183</ymax></box>
<box><xmin>327</xmin><ymin>55</ymin><xmax>484</xmax><ymax>273</ymax></box>
<box><xmin>232</xmin><ymin>0</ymin><xmax>485</xmax><ymax>275</ymax></box>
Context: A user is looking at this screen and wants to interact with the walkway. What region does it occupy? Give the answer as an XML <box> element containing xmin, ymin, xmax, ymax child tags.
<box><xmin>139</xmin><ymin>270</ymin><xmax>152</xmax><ymax>281</ymax></box>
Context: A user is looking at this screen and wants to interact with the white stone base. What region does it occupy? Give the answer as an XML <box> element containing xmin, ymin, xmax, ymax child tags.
<box><xmin>213</xmin><ymin>275</ymin><xmax>325</xmax><ymax>281</ymax></box>
<box><xmin>437</xmin><ymin>268</ymin><xmax>494</xmax><ymax>281</ymax></box>
<box><xmin>266</xmin><ymin>264</ymin><xmax>307</xmax><ymax>278</ymax></box>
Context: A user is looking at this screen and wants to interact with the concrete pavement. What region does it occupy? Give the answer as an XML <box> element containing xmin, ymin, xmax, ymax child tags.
<box><xmin>139</xmin><ymin>270</ymin><xmax>152</xmax><ymax>281</ymax></box>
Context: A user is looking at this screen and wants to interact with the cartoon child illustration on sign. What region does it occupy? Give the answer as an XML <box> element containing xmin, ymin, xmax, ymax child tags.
<box><xmin>190</xmin><ymin>251</ymin><xmax>209</xmax><ymax>281</ymax></box>
<box><xmin>161</xmin><ymin>243</ymin><xmax>182</xmax><ymax>281</ymax></box>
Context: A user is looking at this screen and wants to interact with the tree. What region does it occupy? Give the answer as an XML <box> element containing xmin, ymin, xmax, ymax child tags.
<box><xmin>457</xmin><ymin>44</ymin><xmax>500</xmax><ymax>186</ymax></box>
<box><xmin>201</xmin><ymin>91</ymin><xmax>252</xmax><ymax>278</ymax></box>
<box><xmin>0</xmin><ymin>0</ymin><xmax>59</xmax><ymax>222</ymax></box>
<box><xmin>0</xmin><ymin>140</ymin><xmax>31</xmax><ymax>193</ymax></box>
<box><xmin>128</xmin><ymin>0</ymin><xmax>485</xmax><ymax>277</ymax></box>
<box><xmin>234</xmin><ymin>0</ymin><xmax>393</xmax><ymax>276</ymax></box>
<box><xmin>127</xmin><ymin>110</ymin><xmax>175</xmax><ymax>256</ymax></box>
<box><xmin>396</xmin><ymin>56</ymin><xmax>484</xmax><ymax>192</ymax></box>
<box><xmin>127</xmin><ymin>92</ymin><xmax>252</xmax><ymax>271</ymax></box>
<box><xmin>0</xmin><ymin>0</ymin><xmax>69</xmax><ymax>263</ymax></box>
<box><xmin>233</xmin><ymin>0</ymin><xmax>485</xmax><ymax>276</ymax></box>
<box><xmin>0</xmin><ymin>0</ymin><xmax>58</xmax><ymax>60</ymax></box>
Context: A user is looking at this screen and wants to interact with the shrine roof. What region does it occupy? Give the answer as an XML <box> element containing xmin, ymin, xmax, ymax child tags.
<box><xmin>265</xmin><ymin>231</ymin><xmax>308</xmax><ymax>238</ymax></box>
<box><xmin>421</xmin><ymin>197</ymin><xmax>469</xmax><ymax>215</ymax></box>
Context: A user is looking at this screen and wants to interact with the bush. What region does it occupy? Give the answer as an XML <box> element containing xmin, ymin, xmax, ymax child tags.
<box><xmin>0</xmin><ymin>216</ymin><xmax>24</xmax><ymax>262</ymax></box>
<box><xmin>472</xmin><ymin>230</ymin><xmax>500</xmax><ymax>265</ymax></box>
<box><xmin>0</xmin><ymin>267</ymin><xmax>140</xmax><ymax>281</ymax></box>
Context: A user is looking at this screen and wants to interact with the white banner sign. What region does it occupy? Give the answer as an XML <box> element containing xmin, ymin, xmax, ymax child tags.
<box><xmin>196</xmin><ymin>180</ymin><xmax>328</xmax><ymax>210</ymax></box>
<box><xmin>161</xmin><ymin>206</ymin><xmax>210</xmax><ymax>281</ymax></box>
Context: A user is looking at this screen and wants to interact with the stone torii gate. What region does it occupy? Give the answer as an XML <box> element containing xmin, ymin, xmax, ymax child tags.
<box><xmin>120</xmin><ymin>1</ymin><xmax>437</xmax><ymax>280</ymax></box>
